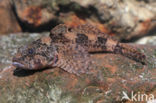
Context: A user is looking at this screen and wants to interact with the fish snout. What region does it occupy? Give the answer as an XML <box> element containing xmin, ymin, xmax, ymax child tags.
<box><xmin>12</xmin><ymin>62</ymin><xmax>25</xmax><ymax>68</ymax></box>
<box><xmin>12</xmin><ymin>57</ymin><xmax>25</xmax><ymax>68</ymax></box>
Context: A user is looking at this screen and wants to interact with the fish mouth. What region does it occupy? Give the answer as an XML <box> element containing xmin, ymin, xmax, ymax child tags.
<box><xmin>12</xmin><ymin>62</ymin><xmax>25</xmax><ymax>68</ymax></box>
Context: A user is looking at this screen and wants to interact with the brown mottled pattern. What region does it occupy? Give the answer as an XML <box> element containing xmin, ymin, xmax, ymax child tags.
<box><xmin>13</xmin><ymin>37</ymin><xmax>58</xmax><ymax>70</ymax></box>
<box><xmin>12</xmin><ymin>24</ymin><xmax>146</xmax><ymax>76</ymax></box>
<box><xmin>50</xmin><ymin>24</ymin><xmax>146</xmax><ymax>64</ymax></box>
<box><xmin>53</xmin><ymin>43</ymin><xmax>92</xmax><ymax>75</ymax></box>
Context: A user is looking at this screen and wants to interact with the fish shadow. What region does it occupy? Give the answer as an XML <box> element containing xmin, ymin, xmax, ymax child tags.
<box><xmin>13</xmin><ymin>67</ymin><xmax>51</xmax><ymax>77</ymax></box>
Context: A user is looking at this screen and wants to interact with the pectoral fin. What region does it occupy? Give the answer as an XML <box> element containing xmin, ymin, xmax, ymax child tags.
<box><xmin>54</xmin><ymin>43</ymin><xmax>93</xmax><ymax>75</ymax></box>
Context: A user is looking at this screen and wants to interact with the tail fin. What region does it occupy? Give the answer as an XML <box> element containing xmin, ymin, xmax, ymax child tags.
<box><xmin>114</xmin><ymin>43</ymin><xmax>146</xmax><ymax>65</ymax></box>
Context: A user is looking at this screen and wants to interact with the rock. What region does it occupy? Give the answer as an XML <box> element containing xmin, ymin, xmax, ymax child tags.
<box><xmin>0</xmin><ymin>33</ymin><xmax>156</xmax><ymax>103</ymax></box>
<box><xmin>72</xmin><ymin>0</ymin><xmax>156</xmax><ymax>40</ymax></box>
<box><xmin>0</xmin><ymin>0</ymin><xmax>21</xmax><ymax>34</ymax></box>
<box><xmin>0</xmin><ymin>0</ymin><xmax>155</xmax><ymax>40</ymax></box>
<box><xmin>136</xmin><ymin>36</ymin><xmax>156</xmax><ymax>45</ymax></box>
<box><xmin>12</xmin><ymin>0</ymin><xmax>57</xmax><ymax>32</ymax></box>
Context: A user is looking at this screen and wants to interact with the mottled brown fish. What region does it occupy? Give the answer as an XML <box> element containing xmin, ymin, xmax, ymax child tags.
<box><xmin>12</xmin><ymin>24</ymin><xmax>146</xmax><ymax>75</ymax></box>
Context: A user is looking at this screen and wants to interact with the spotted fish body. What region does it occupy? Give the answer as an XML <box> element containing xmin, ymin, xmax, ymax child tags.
<box><xmin>50</xmin><ymin>24</ymin><xmax>146</xmax><ymax>64</ymax></box>
<box><xmin>12</xmin><ymin>24</ymin><xmax>146</xmax><ymax>75</ymax></box>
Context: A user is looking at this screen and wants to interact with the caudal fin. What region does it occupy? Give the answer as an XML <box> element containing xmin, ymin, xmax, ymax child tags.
<box><xmin>114</xmin><ymin>43</ymin><xmax>146</xmax><ymax>65</ymax></box>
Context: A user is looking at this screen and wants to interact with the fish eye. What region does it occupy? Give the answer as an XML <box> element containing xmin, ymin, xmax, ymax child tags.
<box><xmin>68</xmin><ymin>27</ymin><xmax>72</xmax><ymax>32</ymax></box>
<box><xmin>28</xmin><ymin>48</ymin><xmax>34</xmax><ymax>54</ymax></box>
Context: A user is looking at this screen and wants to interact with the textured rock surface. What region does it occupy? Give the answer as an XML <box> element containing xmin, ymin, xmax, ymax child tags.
<box><xmin>13</xmin><ymin>0</ymin><xmax>156</xmax><ymax>40</ymax></box>
<box><xmin>136</xmin><ymin>36</ymin><xmax>156</xmax><ymax>45</ymax></box>
<box><xmin>12</xmin><ymin>0</ymin><xmax>57</xmax><ymax>32</ymax></box>
<box><xmin>0</xmin><ymin>33</ymin><xmax>155</xmax><ymax>103</ymax></box>
<box><xmin>0</xmin><ymin>0</ymin><xmax>156</xmax><ymax>41</ymax></box>
<box><xmin>72</xmin><ymin>0</ymin><xmax>156</xmax><ymax>40</ymax></box>
<box><xmin>0</xmin><ymin>0</ymin><xmax>21</xmax><ymax>34</ymax></box>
